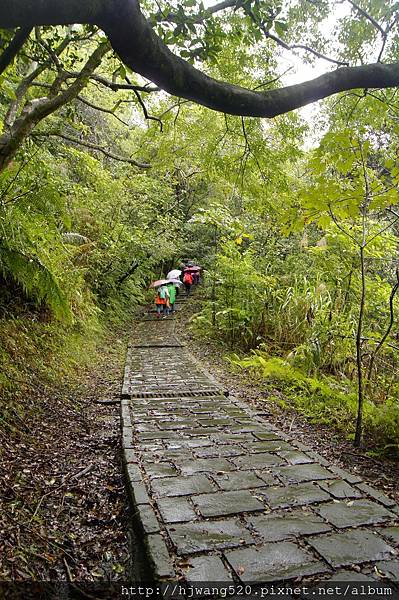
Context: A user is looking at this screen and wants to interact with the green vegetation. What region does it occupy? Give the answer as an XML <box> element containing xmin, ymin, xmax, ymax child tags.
<box><xmin>1</xmin><ymin>4</ymin><xmax>399</xmax><ymax>455</ymax></box>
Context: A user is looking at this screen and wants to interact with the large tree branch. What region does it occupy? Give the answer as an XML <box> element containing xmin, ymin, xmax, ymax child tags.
<box><xmin>0</xmin><ymin>27</ymin><xmax>32</xmax><ymax>75</ymax></box>
<box><xmin>0</xmin><ymin>42</ymin><xmax>110</xmax><ymax>171</ymax></box>
<box><xmin>4</xmin><ymin>33</ymin><xmax>73</xmax><ymax>129</ymax></box>
<box><xmin>3</xmin><ymin>0</ymin><xmax>399</xmax><ymax>118</ymax></box>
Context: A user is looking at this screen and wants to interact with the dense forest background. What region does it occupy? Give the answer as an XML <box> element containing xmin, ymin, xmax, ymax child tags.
<box><xmin>1</xmin><ymin>0</ymin><xmax>399</xmax><ymax>457</ymax></box>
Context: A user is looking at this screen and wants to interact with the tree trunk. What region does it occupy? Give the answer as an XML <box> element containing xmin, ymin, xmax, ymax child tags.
<box><xmin>354</xmin><ymin>244</ymin><xmax>366</xmax><ymax>447</ymax></box>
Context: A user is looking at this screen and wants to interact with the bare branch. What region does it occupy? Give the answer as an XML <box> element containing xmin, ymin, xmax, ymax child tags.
<box><xmin>36</xmin><ymin>130</ymin><xmax>150</xmax><ymax>168</ymax></box>
<box><xmin>70</xmin><ymin>72</ymin><xmax>159</xmax><ymax>93</ymax></box>
<box><xmin>77</xmin><ymin>95</ymin><xmax>129</xmax><ymax>126</ymax></box>
<box><xmin>345</xmin><ymin>0</ymin><xmax>385</xmax><ymax>36</ymax></box>
<box><xmin>132</xmin><ymin>88</ymin><xmax>163</xmax><ymax>131</ymax></box>
<box><xmin>0</xmin><ymin>27</ymin><xmax>32</xmax><ymax>75</ymax></box>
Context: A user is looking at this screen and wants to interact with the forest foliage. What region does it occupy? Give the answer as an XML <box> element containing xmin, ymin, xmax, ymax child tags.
<box><xmin>1</xmin><ymin>3</ymin><xmax>399</xmax><ymax>453</ymax></box>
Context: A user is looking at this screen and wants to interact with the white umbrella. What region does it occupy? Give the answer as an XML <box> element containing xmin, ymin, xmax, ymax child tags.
<box><xmin>167</xmin><ymin>269</ymin><xmax>182</xmax><ymax>280</ymax></box>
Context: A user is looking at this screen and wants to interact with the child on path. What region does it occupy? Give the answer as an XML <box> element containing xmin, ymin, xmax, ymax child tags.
<box><xmin>155</xmin><ymin>285</ymin><xmax>169</xmax><ymax>317</ymax></box>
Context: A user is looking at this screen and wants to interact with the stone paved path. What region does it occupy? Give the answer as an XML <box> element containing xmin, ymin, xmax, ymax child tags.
<box><xmin>121</xmin><ymin>297</ymin><xmax>399</xmax><ymax>585</ymax></box>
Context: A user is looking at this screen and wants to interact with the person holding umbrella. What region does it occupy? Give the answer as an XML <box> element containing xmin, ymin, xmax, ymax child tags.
<box><xmin>166</xmin><ymin>281</ymin><xmax>177</xmax><ymax>314</ymax></box>
<box><xmin>155</xmin><ymin>283</ymin><xmax>169</xmax><ymax>318</ymax></box>
<box><xmin>151</xmin><ymin>279</ymin><xmax>169</xmax><ymax>317</ymax></box>
<box><xmin>183</xmin><ymin>270</ymin><xmax>193</xmax><ymax>296</ymax></box>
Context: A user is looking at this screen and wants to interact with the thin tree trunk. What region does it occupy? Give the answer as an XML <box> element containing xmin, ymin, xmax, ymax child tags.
<box><xmin>354</xmin><ymin>244</ymin><xmax>366</xmax><ymax>447</ymax></box>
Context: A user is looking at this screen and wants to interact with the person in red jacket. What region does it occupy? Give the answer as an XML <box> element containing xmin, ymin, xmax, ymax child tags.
<box><xmin>183</xmin><ymin>271</ymin><xmax>193</xmax><ymax>296</ymax></box>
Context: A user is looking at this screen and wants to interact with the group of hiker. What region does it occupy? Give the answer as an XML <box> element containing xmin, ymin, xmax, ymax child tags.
<box><xmin>152</xmin><ymin>261</ymin><xmax>201</xmax><ymax>318</ymax></box>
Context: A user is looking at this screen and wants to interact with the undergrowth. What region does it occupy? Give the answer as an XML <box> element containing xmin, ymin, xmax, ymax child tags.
<box><xmin>228</xmin><ymin>351</ymin><xmax>399</xmax><ymax>457</ymax></box>
<box><xmin>0</xmin><ymin>301</ymin><xmax>133</xmax><ymax>442</ymax></box>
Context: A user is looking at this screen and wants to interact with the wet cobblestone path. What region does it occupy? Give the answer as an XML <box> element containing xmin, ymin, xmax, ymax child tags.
<box><xmin>121</xmin><ymin>296</ymin><xmax>399</xmax><ymax>585</ymax></box>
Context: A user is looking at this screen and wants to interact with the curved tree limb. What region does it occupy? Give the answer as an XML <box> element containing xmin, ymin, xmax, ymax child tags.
<box><xmin>37</xmin><ymin>130</ymin><xmax>150</xmax><ymax>168</ymax></box>
<box><xmin>0</xmin><ymin>27</ymin><xmax>32</xmax><ymax>75</ymax></box>
<box><xmin>3</xmin><ymin>0</ymin><xmax>399</xmax><ymax>118</ymax></box>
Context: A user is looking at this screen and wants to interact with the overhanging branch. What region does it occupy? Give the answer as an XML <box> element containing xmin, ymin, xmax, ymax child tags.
<box><xmin>3</xmin><ymin>0</ymin><xmax>399</xmax><ymax>118</ymax></box>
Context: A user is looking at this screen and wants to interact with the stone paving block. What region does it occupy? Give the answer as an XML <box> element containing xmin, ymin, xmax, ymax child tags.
<box><xmin>374</xmin><ymin>560</ymin><xmax>399</xmax><ymax>581</ymax></box>
<box><xmin>317</xmin><ymin>479</ymin><xmax>362</xmax><ymax>499</ymax></box>
<box><xmin>146</xmin><ymin>533</ymin><xmax>175</xmax><ymax>578</ymax></box>
<box><xmin>166</xmin><ymin>439</ymin><xmax>213</xmax><ymax>449</ymax></box>
<box><xmin>179</xmin><ymin>457</ymin><xmax>236</xmax><ymax>475</ymax></box>
<box><xmin>193</xmin><ymin>489</ymin><xmax>265</xmax><ymax>517</ymax></box>
<box><xmin>158</xmin><ymin>420</ymin><xmax>199</xmax><ymax>430</ymax></box>
<box><xmin>188</xmin><ymin>427</ymin><xmax>221</xmax><ymax>436</ymax></box>
<box><xmin>258</xmin><ymin>483</ymin><xmax>331</xmax><ymax>509</ymax></box>
<box><xmin>127</xmin><ymin>463</ymin><xmax>142</xmax><ymax>482</ymax></box>
<box><xmin>137</xmin><ymin>504</ymin><xmax>160</xmax><ymax>534</ymax></box>
<box><xmin>378</xmin><ymin>526</ymin><xmax>399</xmax><ymax>546</ymax></box>
<box><xmin>356</xmin><ymin>482</ymin><xmax>397</xmax><ymax>508</ymax></box>
<box><xmin>135</xmin><ymin>423</ymin><xmax>159</xmax><ymax>432</ymax></box>
<box><xmin>327</xmin><ymin>465</ymin><xmax>363</xmax><ymax>484</ymax></box>
<box><xmin>151</xmin><ymin>474</ymin><xmax>215</xmax><ymax>497</ymax></box>
<box><xmin>185</xmin><ymin>555</ymin><xmax>233</xmax><ymax>581</ymax></box>
<box><xmin>212</xmin><ymin>471</ymin><xmax>266</xmax><ymax>491</ymax></box>
<box><xmin>157</xmin><ymin>496</ymin><xmax>198</xmax><ymax>523</ymax></box>
<box><xmin>276</xmin><ymin>463</ymin><xmax>334</xmax><ymax>483</ymax></box>
<box><xmin>290</xmin><ymin>440</ymin><xmax>312</xmax><ymax>452</ymax></box>
<box><xmin>256</xmin><ymin>472</ymin><xmax>280</xmax><ymax>486</ymax></box>
<box><xmin>225</xmin><ymin>542</ymin><xmax>328</xmax><ymax>582</ymax></box>
<box><xmin>168</xmin><ymin>519</ymin><xmax>254</xmax><ymax>554</ymax></box>
<box><xmin>232</xmin><ymin>453</ymin><xmax>285</xmax><ymax>469</ymax></box>
<box><xmin>307</xmin><ymin>529</ymin><xmax>395</xmax><ymax>568</ymax></box>
<box><xmin>198</xmin><ymin>418</ymin><xmax>232</xmax><ymax>427</ymax></box>
<box><xmin>315</xmin><ymin>499</ymin><xmax>396</xmax><ymax>528</ymax></box>
<box><xmin>155</xmin><ymin>449</ymin><xmax>194</xmax><ymax>461</ymax></box>
<box><xmin>229</xmin><ymin>425</ymin><xmax>269</xmax><ymax>434</ymax></box>
<box><xmin>248</xmin><ymin>440</ymin><xmax>294</xmax><ymax>452</ymax></box>
<box><xmin>122</xmin><ymin>427</ymin><xmax>134</xmax><ymax>449</ymax></box>
<box><xmin>223</xmin><ymin>409</ymin><xmax>250</xmax><ymax>417</ymax></box>
<box><xmin>144</xmin><ymin>462</ymin><xmax>178</xmax><ymax>479</ymax></box>
<box><xmin>253</xmin><ymin>432</ymin><xmax>287</xmax><ymax>441</ymax></box>
<box><xmin>215</xmin><ymin>433</ymin><xmax>256</xmax><ymax>444</ymax></box>
<box><xmin>139</xmin><ymin>431</ymin><xmax>178</xmax><ymax>440</ymax></box>
<box><xmin>277</xmin><ymin>450</ymin><xmax>315</xmax><ymax>465</ymax></box>
<box><xmin>125</xmin><ymin>449</ymin><xmax>139</xmax><ymax>463</ymax></box>
<box><xmin>248</xmin><ymin>509</ymin><xmax>331</xmax><ymax>541</ymax></box>
<box><xmin>139</xmin><ymin>442</ymin><xmax>165</xmax><ymax>452</ymax></box>
<box><xmin>132</xmin><ymin>482</ymin><xmax>151</xmax><ymax>505</ymax></box>
<box><xmin>194</xmin><ymin>445</ymin><xmax>245</xmax><ymax>458</ymax></box>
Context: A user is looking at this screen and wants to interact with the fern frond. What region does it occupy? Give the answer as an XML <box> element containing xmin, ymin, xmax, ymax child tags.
<box><xmin>61</xmin><ymin>232</ymin><xmax>90</xmax><ymax>245</ymax></box>
<box><xmin>0</xmin><ymin>244</ymin><xmax>71</xmax><ymax>320</ymax></box>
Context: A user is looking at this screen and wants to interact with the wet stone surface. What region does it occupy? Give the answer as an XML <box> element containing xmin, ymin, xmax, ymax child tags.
<box><xmin>122</xmin><ymin>308</ymin><xmax>399</xmax><ymax>583</ymax></box>
<box><xmin>248</xmin><ymin>509</ymin><xmax>331</xmax><ymax>541</ymax></box>
<box><xmin>168</xmin><ymin>519</ymin><xmax>254</xmax><ymax>554</ymax></box>
<box><xmin>308</xmin><ymin>529</ymin><xmax>395</xmax><ymax>568</ymax></box>
<box><xmin>212</xmin><ymin>471</ymin><xmax>266</xmax><ymax>491</ymax></box>
<box><xmin>317</xmin><ymin>479</ymin><xmax>363</xmax><ymax>499</ymax></box>
<box><xmin>193</xmin><ymin>489</ymin><xmax>266</xmax><ymax>517</ymax></box>
<box><xmin>151</xmin><ymin>474</ymin><xmax>215</xmax><ymax>497</ymax></box>
<box><xmin>315</xmin><ymin>499</ymin><xmax>396</xmax><ymax>528</ymax></box>
<box><xmin>225</xmin><ymin>542</ymin><xmax>328</xmax><ymax>582</ymax></box>
<box><xmin>258</xmin><ymin>483</ymin><xmax>331</xmax><ymax>509</ymax></box>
